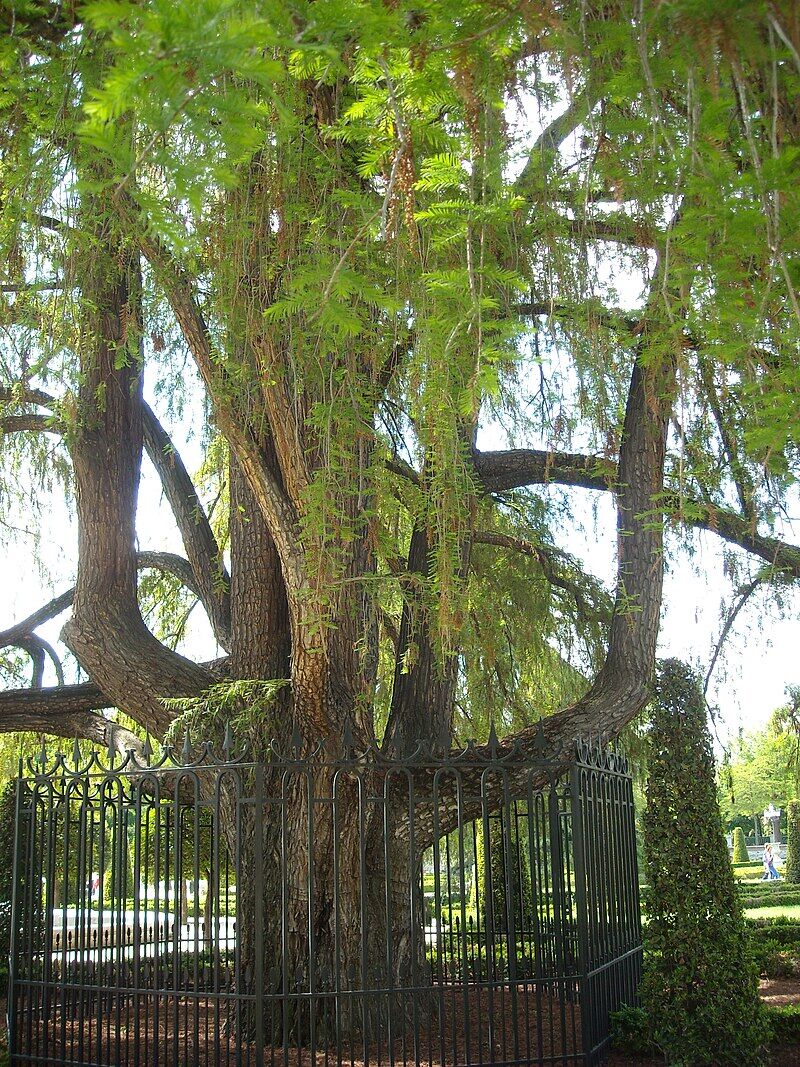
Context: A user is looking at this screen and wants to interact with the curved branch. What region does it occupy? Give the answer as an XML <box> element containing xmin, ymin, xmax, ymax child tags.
<box><xmin>0</xmin><ymin>682</ymin><xmax>112</xmax><ymax>740</ymax></box>
<box><xmin>703</xmin><ymin>574</ymin><xmax>765</xmax><ymax>695</ymax></box>
<box><xmin>472</xmin><ymin>530</ymin><xmax>612</xmax><ymax>622</ymax></box>
<box><xmin>142</xmin><ymin>401</ymin><xmax>231</xmax><ymax>648</ymax></box>
<box><xmin>470</xmin><ymin>446</ymin><xmax>800</xmax><ymax>580</ymax></box>
<box><xmin>0</xmin><ymin>552</ymin><xmax>209</xmax><ymax>655</ymax></box>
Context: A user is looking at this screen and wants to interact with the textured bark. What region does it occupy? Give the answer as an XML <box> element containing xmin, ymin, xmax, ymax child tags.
<box><xmin>60</xmin><ymin>202</ymin><xmax>212</xmax><ymax>736</ymax></box>
<box><xmin>0</xmin><ymin>681</ymin><xmax>140</xmax><ymax>751</ymax></box>
<box><xmin>384</xmin><ymin>526</ymin><xmax>458</xmax><ymax>759</ymax></box>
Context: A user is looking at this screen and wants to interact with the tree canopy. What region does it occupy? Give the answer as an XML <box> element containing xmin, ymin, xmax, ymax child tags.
<box><xmin>1</xmin><ymin>0</ymin><xmax>799</xmax><ymax>763</ymax></box>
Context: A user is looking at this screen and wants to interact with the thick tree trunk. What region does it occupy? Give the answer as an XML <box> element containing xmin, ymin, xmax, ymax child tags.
<box><xmin>229</xmin><ymin>759</ymin><xmax>427</xmax><ymax>1049</ymax></box>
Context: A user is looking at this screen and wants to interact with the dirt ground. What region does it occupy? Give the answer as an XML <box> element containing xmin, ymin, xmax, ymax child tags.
<box><xmin>4</xmin><ymin>985</ymin><xmax>800</xmax><ymax>1065</ymax></box>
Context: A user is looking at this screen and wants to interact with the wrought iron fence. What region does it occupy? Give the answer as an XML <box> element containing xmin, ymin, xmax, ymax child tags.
<box><xmin>8</xmin><ymin>731</ymin><xmax>642</xmax><ymax>1066</ymax></box>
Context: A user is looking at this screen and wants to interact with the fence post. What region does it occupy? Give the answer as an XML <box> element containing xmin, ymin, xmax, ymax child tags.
<box><xmin>7</xmin><ymin>766</ymin><xmax>24</xmax><ymax>1058</ymax></box>
<box><xmin>570</xmin><ymin>758</ymin><xmax>594</xmax><ymax>1064</ymax></box>
<box><xmin>253</xmin><ymin>762</ymin><xmax>264</xmax><ymax>1065</ymax></box>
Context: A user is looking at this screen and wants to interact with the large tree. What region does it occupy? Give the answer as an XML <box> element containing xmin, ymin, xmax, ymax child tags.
<box><xmin>1</xmin><ymin>0</ymin><xmax>799</xmax><ymax>1022</ymax></box>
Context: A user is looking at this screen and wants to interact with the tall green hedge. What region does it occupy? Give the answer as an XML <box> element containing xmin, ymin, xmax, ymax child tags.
<box><xmin>470</xmin><ymin>813</ymin><xmax>533</xmax><ymax>933</ymax></box>
<box><xmin>732</xmin><ymin>826</ymin><xmax>749</xmax><ymax>864</ymax></box>
<box><xmin>784</xmin><ymin>801</ymin><xmax>800</xmax><ymax>884</ymax></box>
<box><xmin>641</xmin><ymin>660</ymin><xmax>769</xmax><ymax>1066</ymax></box>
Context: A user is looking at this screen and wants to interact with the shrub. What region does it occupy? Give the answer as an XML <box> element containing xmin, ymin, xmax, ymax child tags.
<box><xmin>784</xmin><ymin>801</ymin><xmax>800</xmax><ymax>884</ymax></box>
<box><xmin>640</xmin><ymin>659</ymin><xmax>769</xmax><ymax>1066</ymax></box>
<box><xmin>767</xmin><ymin>1004</ymin><xmax>800</xmax><ymax>1044</ymax></box>
<box><xmin>732</xmin><ymin>826</ymin><xmax>750</xmax><ymax>864</ymax></box>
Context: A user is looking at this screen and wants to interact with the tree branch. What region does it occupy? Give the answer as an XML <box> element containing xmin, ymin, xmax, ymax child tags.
<box><xmin>0</xmin><ymin>682</ymin><xmax>117</xmax><ymax>741</ymax></box>
<box><xmin>130</xmin><ymin>213</ymin><xmax>305</xmax><ymax>594</ymax></box>
<box><xmin>0</xmin><ymin>413</ymin><xmax>55</xmax><ymax>434</ymax></box>
<box><xmin>514</xmin><ymin>85</ymin><xmax>604</xmax><ymax>197</ymax></box>
<box><xmin>473</xmin><ymin>447</ymin><xmax>614</xmax><ymax>492</ymax></box>
<box><xmin>142</xmin><ymin>401</ymin><xmax>231</xmax><ymax>648</ymax></box>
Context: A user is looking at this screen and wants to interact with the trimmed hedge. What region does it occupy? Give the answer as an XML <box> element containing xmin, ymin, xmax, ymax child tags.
<box><xmin>733</xmin><ymin>826</ymin><xmax>750</xmax><ymax>864</ymax></box>
<box><xmin>611</xmin><ymin>1004</ymin><xmax>800</xmax><ymax>1054</ymax></box>
<box><xmin>739</xmin><ymin>886</ymin><xmax>800</xmax><ymax>909</ymax></box>
<box><xmin>785</xmin><ymin>801</ymin><xmax>800</xmax><ymax>884</ymax></box>
<box><xmin>640</xmin><ymin>660</ymin><xmax>768</xmax><ymax>1066</ymax></box>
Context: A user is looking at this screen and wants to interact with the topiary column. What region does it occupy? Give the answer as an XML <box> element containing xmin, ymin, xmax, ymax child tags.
<box><xmin>641</xmin><ymin>659</ymin><xmax>769</xmax><ymax>1066</ymax></box>
<box><xmin>784</xmin><ymin>801</ymin><xmax>800</xmax><ymax>883</ymax></box>
<box><xmin>732</xmin><ymin>826</ymin><xmax>749</xmax><ymax>864</ymax></box>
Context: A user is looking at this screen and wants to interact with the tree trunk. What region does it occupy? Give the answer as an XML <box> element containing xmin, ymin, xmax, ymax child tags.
<box><xmin>228</xmin><ymin>759</ymin><xmax>428</xmax><ymax>1049</ymax></box>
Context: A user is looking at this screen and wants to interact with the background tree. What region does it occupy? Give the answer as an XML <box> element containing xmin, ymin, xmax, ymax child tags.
<box><xmin>1</xmin><ymin>0</ymin><xmax>799</xmax><ymax>1017</ymax></box>
<box><xmin>642</xmin><ymin>660</ymin><xmax>768</xmax><ymax>1066</ymax></box>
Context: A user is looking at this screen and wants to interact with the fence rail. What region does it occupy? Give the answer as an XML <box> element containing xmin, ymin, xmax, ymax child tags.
<box><xmin>8</xmin><ymin>733</ymin><xmax>641</xmax><ymax>1066</ymax></box>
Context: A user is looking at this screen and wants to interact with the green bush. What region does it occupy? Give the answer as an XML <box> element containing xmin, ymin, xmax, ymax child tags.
<box><xmin>612</xmin><ymin>1003</ymin><xmax>800</xmax><ymax>1051</ymax></box>
<box><xmin>732</xmin><ymin>826</ymin><xmax>750</xmax><ymax>864</ymax></box>
<box><xmin>640</xmin><ymin>660</ymin><xmax>769</xmax><ymax>1066</ymax></box>
<box><xmin>739</xmin><ymin>886</ymin><xmax>800</xmax><ymax>908</ymax></box>
<box><xmin>610</xmin><ymin>1004</ymin><xmax>656</xmax><ymax>1056</ymax></box>
<box><xmin>784</xmin><ymin>801</ymin><xmax>800</xmax><ymax>884</ymax></box>
<box><xmin>767</xmin><ymin>1004</ymin><xmax>800</xmax><ymax>1044</ymax></box>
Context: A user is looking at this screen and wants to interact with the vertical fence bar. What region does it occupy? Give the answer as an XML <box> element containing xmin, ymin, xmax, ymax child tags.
<box><xmin>7</xmin><ymin>768</ymin><xmax>24</xmax><ymax>1060</ymax></box>
<box><xmin>570</xmin><ymin>760</ymin><xmax>592</xmax><ymax>1064</ymax></box>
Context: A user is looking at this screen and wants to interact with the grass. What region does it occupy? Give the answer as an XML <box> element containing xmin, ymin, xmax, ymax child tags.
<box><xmin>745</xmin><ymin>905</ymin><xmax>800</xmax><ymax>921</ymax></box>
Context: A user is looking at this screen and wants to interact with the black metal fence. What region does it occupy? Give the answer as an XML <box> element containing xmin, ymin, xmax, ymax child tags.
<box><xmin>8</xmin><ymin>732</ymin><xmax>641</xmax><ymax>1066</ymax></box>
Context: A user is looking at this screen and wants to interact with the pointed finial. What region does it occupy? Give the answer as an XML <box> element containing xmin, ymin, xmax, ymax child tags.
<box><xmin>39</xmin><ymin>738</ymin><xmax>47</xmax><ymax>769</ymax></box>
<box><xmin>532</xmin><ymin>721</ymin><xmax>548</xmax><ymax>756</ymax></box>
<box><xmin>342</xmin><ymin>719</ymin><xmax>354</xmax><ymax>758</ymax></box>
<box><xmin>223</xmin><ymin>721</ymin><xmax>234</xmax><ymax>759</ymax></box>
<box><xmin>290</xmin><ymin>725</ymin><xmax>303</xmax><ymax>756</ymax></box>
<box><xmin>488</xmin><ymin>721</ymin><xmax>499</xmax><ymax>756</ymax></box>
<box><xmin>142</xmin><ymin>732</ymin><xmax>153</xmax><ymax>765</ymax></box>
<box><xmin>107</xmin><ymin>727</ymin><xmax>116</xmax><ymax>767</ymax></box>
<box><xmin>72</xmin><ymin>737</ymin><xmax>81</xmax><ymax>768</ymax></box>
<box><xmin>181</xmin><ymin>730</ymin><xmax>192</xmax><ymax>764</ymax></box>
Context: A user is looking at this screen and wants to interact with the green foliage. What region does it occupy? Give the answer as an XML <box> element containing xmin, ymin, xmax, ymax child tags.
<box><xmin>719</xmin><ymin>720</ymin><xmax>797</xmax><ymax>824</ymax></box>
<box><xmin>611</xmin><ymin>1003</ymin><xmax>800</xmax><ymax>1054</ymax></box>
<box><xmin>733</xmin><ymin>826</ymin><xmax>750</xmax><ymax>864</ymax></box>
<box><xmin>739</xmin><ymin>885</ymin><xmax>800</xmax><ymax>909</ymax></box>
<box><xmin>470</xmin><ymin>814</ymin><xmax>533</xmax><ymax>935</ymax></box>
<box><xmin>767</xmin><ymin>1004</ymin><xmax>800</xmax><ymax>1046</ymax></box>
<box><xmin>784</xmin><ymin>801</ymin><xmax>800</xmax><ymax>884</ymax></box>
<box><xmin>641</xmin><ymin>659</ymin><xmax>769</xmax><ymax>1066</ymax></box>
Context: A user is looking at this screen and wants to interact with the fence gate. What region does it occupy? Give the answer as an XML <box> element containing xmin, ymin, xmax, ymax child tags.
<box><xmin>8</xmin><ymin>734</ymin><xmax>642</xmax><ymax>1066</ymax></box>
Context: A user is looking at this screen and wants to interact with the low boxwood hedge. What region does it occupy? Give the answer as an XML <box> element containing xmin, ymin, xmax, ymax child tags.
<box><xmin>739</xmin><ymin>886</ymin><xmax>800</xmax><ymax>908</ymax></box>
<box><xmin>611</xmin><ymin>1003</ymin><xmax>800</xmax><ymax>1054</ymax></box>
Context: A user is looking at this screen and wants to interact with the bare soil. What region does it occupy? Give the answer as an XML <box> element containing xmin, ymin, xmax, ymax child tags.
<box><xmin>4</xmin><ymin>983</ymin><xmax>800</xmax><ymax>1065</ymax></box>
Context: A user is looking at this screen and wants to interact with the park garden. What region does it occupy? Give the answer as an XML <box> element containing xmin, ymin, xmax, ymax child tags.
<box><xmin>1</xmin><ymin>0</ymin><xmax>800</xmax><ymax>1062</ymax></box>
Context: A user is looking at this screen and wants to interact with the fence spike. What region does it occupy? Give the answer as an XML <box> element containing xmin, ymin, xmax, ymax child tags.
<box><xmin>72</xmin><ymin>736</ymin><xmax>81</xmax><ymax>768</ymax></box>
<box><xmin>488</xmin><ymin>721</ymin><xmax>499</xmax><ymax>755</ymax></box>
<box><xmin>223</xmin><ymin>721</ymin><xmax>234</xmax><ymax>758</ymax></box>
<box><xmin>182</xmin><ymin>729</ymin><xmax>192</xmax><ymax>763</ymax></box>
<box><xmin>290</xmin><ymin>724</ymin><xmax>303</xmax><ymax>755</ymax></box>
<box><xmin>142</xmin><ymin>731</ymin><xmax>153</xmax><ymax>764</ymax></box>
<box><xmin>342</xmin><ymin>718</ymin><xmax>354</xmax><ymax>757</ymax></box>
